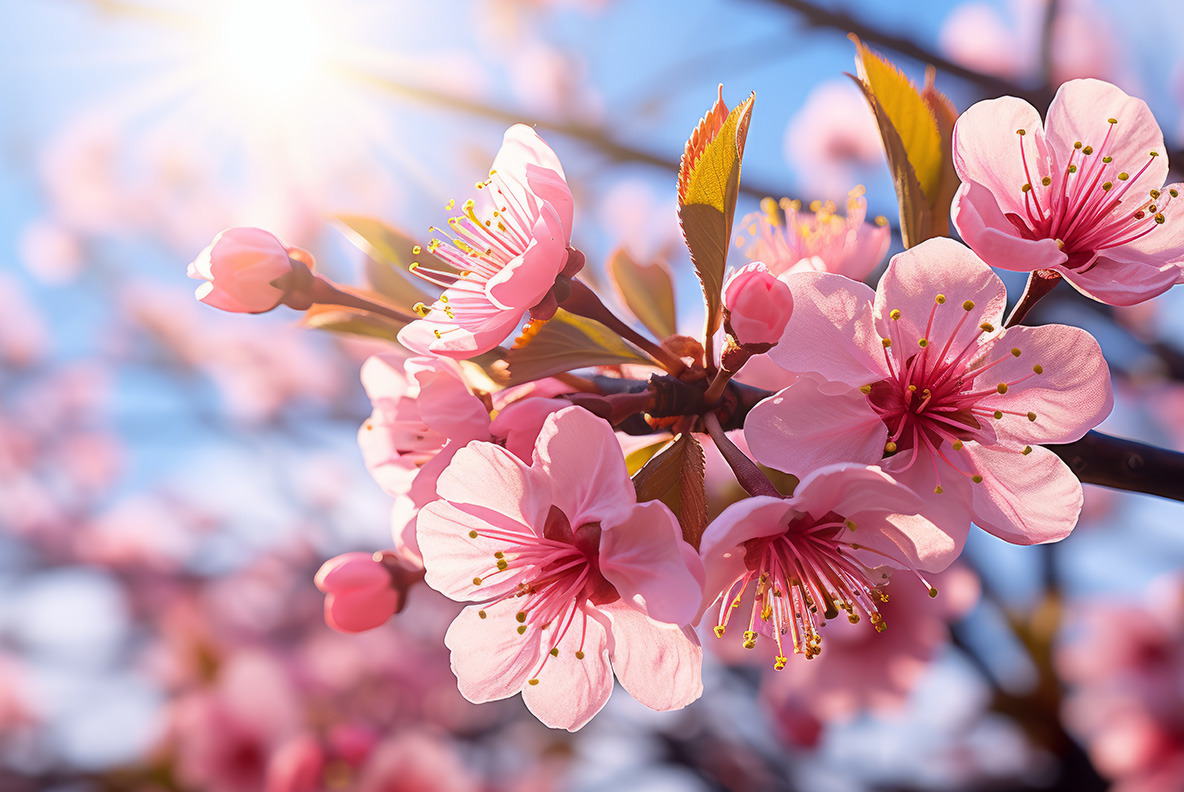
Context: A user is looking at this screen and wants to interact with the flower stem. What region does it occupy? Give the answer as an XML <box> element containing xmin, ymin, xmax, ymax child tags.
<box><xmin>1005</xmin><ymin>269</ymin><xmax>1062</xmax><ymax>327</ymax></box>
<box><xmin>703</xmin><ymin>411</ymin><xmax>781</xmax><ymax>498</ymax></box>
<box><xmin>561</xmin><ymin>280</ymin><xmax>687</xmax><ymax>375</ymax></box>
<box><xmin>301</xmin><ymin>276</ymin><xmax>418</xmax><ymax>325</ymax></box>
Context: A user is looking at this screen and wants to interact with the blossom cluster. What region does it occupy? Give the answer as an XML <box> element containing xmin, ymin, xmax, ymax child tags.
<box><xmin>188</xmin><ymin>76</ymin><xmax>1184</xmax><ymax>734</ymax></box>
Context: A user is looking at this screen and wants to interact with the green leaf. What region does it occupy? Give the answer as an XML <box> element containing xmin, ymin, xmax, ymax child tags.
<box><xmin>848</xmin><ymin>35</ymin><xmax>958</xmax><ymax>248</ymax></box>
<box><xmin>625</xmin><ymin>440</ymin><xmax>668</xmax><ymax>476</ymax></box>
<box><xmin>632</xmin><ymin>433</ymin><xmax>708</xmax><ymax>549</ymax></box>
<box><xmin>677</xmin><ymin>87</ymin><xmax>755</xmax><ymax>340</ymax></box>
<box><xmin>506</xmin><ymin>308</ymin><xmax>651</xmax><ymax>385</ymax></box>
<box><xmin>331</xmin><ymin>214</ymin><xmax>444</xmax><ymax>308</ymax></box>
<box><xmin>606</xmin><ymin>248</ymin><xmax>677</xmax><ymax>341</ymax></box>
<box><xmin>301</xmin><ymin>304</ymin><xmax>406</xmax><ymax>343</ymax></box>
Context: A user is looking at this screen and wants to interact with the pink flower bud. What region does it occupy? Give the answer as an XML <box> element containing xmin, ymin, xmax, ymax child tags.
<box><xmin>723</xmin><ymin>262</ymin><xmax>794</xmax><ymax>346</ymax></box>
<box><xmin>187</xmin><ymin>227</ymin><xmax>302</xmax><ymax>313</ymax></box>
<box><xmin>314</xmin><ymin>552</ymin><xmax>401</xmax><ymax>633</ymax></box>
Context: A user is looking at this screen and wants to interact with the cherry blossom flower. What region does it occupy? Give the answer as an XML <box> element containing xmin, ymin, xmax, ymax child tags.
<box><xmin>314</xmin><ymin>552</ymin><xmax>417</xmax><ymax>634</ymax></box>
<box><xmin>952</xmin><ymin>78</ymin><xmax>1184</xmax><ymax>305</ymax></box>
<box><xmin>416</xmin><ymin>407</ymin><xmax>704</xmax><ymax>731</ymax></box>
<box><xmin>746</xmin><ymin>237</ymin><xmax>1113</xmax><ymax>550</ymax></box>
<box><xmin>398</xmin><ymin>124</ymin><xmax>577</xmax><ymax>357</ymax></box>
<box><xmin>700</xmin><ymin>464</ymin><xmax>953</xmax><ymax>669</ymax></box>
<box><xmin>722</xmin><ymin>262</ymin><xmax>794</xmax><ymax>347</ymax></box>
<box><xmin>735</xmin><ymin>187</ymin><xmax>890</xmax><ymax>281</ymax></box>
<box><xmin>187</xmin><ymin>227</ymin><xmax>304</xmax><ymax>313</ymax></box>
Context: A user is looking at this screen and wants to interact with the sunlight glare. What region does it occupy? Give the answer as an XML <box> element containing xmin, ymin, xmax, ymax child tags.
<box><xmin>212</xmin><ymin>0</ymin><xmax>328</xmax><ymax>108</ymax></box>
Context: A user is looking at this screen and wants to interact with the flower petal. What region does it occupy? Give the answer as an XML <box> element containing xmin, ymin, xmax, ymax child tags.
<box><xmin>964</xmin><ymin>443</ymin><xmax>1083</xmax><ymax>545</ymax></box>
<box><xmin>520</xmin><ymin>605</ymin><xmax>612</xmax><ymax>731</ymax></box>
<box><xmin>416</xmin><ymin>498</ymin><xmax>533</xmax><ymax>602</ymax></box>
<box><xmin>484</xmin><ymin>210</ymin><xmax>568</xmax><ymax>311</ymax></box>
<box><xmin>953</xmin><ymin>95</ymin><xmax>1049</xmax><ymax>217</ymax></box>
<box><xmin>445</xmin><ymin>601</ymin><xmax>542</xmax><ymax>704</ymax></box>
<box><xmin>951</xmin><ymin>182</ymin><xmax>1069</xmax><ymax>273</ymax></box>
<box><xmin>433</xmin><ymin>441</ymin><xmax>552</xmax><ymax>531</ymax></box>
<box><xmin>768</xmin><ymin>271</ymin><xmax>886</xmax><ymax>386</ymax></box>
<box><xmin>601</xmin><ymin>602</ymin><xmax>703</xmax><ymax>713</ymax></box>
<box><xmin>599</xmin><ymin>500</ymin><xmax>704</xmax><ymax>626</ymax></box>
<box><xmin>532</xmin><ymin>407</ymin><xmax>634</xmax><ymax>526</ymax></box>
<box><xmin>699</xmin><ymin>496</ymin><xmax>795</xmax><ymax>606</ymax></box>
<box><xmin>744</xmin><ymin>379</ymin><xmax>887</xmax><ymax>477</ymax></box>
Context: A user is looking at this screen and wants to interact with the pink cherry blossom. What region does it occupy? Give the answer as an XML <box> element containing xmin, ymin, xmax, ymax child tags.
<box><xmin>314</xmin><ymin>552</ymin><xmax>405</xmax><ymax>634</ymax></box>
<box><xmin>952</xmin><ymin>78</ymin><xmax>1184</xmax><ymax>305</ymax></box>
<box><xmin>187</xmin><ymin>227</ymin><xmax>302</xmax><ymax>313</ymax></box>
<box><xmin>746</xmin><ymin>237</ymin><xmax>1113</xmax><ymax>550</ymax></box>
<box><xmin>723</xmin><ymin>262</ymin><xmax>794</xmax><ymax>347</ymax></box>
<box><xmin>416</xmin><ymin>407</ymin><xmax>704</xmax><ymax>731</ymax></box>
<box><xmin>397</xmin><ymin>124</ymin><xmax>576</xmax><ymax>357</ymax></box>
<box><xmin>735</xmin><ymin>187</ymin><xmax>890</xmax><ymax>281</ymax></box>
<box><xmin>700</xmin><ymin>464</ymin><xmax>954</xmax><ymax>669</ymax></box>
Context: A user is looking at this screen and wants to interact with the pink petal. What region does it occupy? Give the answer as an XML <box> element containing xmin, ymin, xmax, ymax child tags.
<box><xmin>526</xmin><ymin>164</ymin><xmax>574</xmax><ymax>243</ymax></box>
<box><xmin>484</xmin><ymin>209</ymin><xmax>568</xmax><ymax>311</ymax></box>
<box><xmin>314</xmin><ymin>552</ymin><xmax>389</xmax><ymax>591</ymax></box>
<box><xmin>744</xmin><ymin>379</ymin><xmax>887</xmax><ymax>477</ymax></box>
<box><xmin>520</xmin><ymin>606</ymin><xmax>612</xmax><ymax>731</ymax></box>
<box><xmin>1059</xmin><ymin>252</ymin><xmax>1182</xmax><ymax>306</ymax></box>
<box><xmin>406</xmin><ymin>358</ymin><xmax>491</xmax><ymax>441</ymax></box>
<box><xmin>953</xmin><ymin>95</ymin><xmax>1049</xmax><ymax>217</ymax></box>
<box><xmin>434</xmin><ymin>442</ymin><xmax>552</xmax><ymax>530</ymax></box>
<box><xmin>360</xmin><ymin>355</ymin><xmax>413</xmax><ymax>402</ymax></box>
<box><xmin>874</xmin><ymin>237</ymin><xmax>1008</xmax><ymax>349</ymax></box>
<box><xmin>489</xmin><ymin>397</ymin><xmax>568</xmax><ymax>461</ymax></box>
<box><xmin>699</xmin><ymin>496</ymin><xmax>795</xmax><ymax>605</ymax></box>
<box><xmin>324</xmin><ymin>587</ymin><xmax>398</xmax><ymax>634</ymax></box>
<box><xmin>951</xmin><ymin>182</ymin><xmax>1069</xmax><ymax>273</ymax></box>
<box><xmin>601</xmin><ymin>602</ymin><xmax>703</xmax><ymax>713</ymax></box>
<box><xmin>396</xmin><ymin>308</ymin><xmax>521</xmax><ymax>359</ymax></box>
<box><xmin>979</xmin><ymin>324</ymin><xmax>1113</xmax><ymax>444</ymax></box>
<box><xmin>599</xmin><ymin>500</ymin><xmax>704</xmax><ymax>626</ymax></box>
<box><xmin>445</xmin><ymin>601</ymin><xmax>542</xmax><ymax>704</ymax></box>
<box><xmin>416</xmin><ymin>499</ymin><xmax>533</xmax><ymax>602</ymax></box>
<box><xmin>768</xmin><ymin>271</ymin><xmax>886</xmax><ymax>386</ymax></box>
<box><xmin>1045</xmin><ymin>79</ymin><xmax>1168</xmax><ymax>200</ymax></box>
<box><xmin>790</xmin><ymin>464</ymin><xmax>923</xmax><ymax>523</ymax></box>
<box><xmin>495</xmin><ymin>124</ymin><xmax>569</xmax><ymax>184</ymax></box>
<box><xmin>964</xmin><ymin>444</ymin><xmax>1083</xmax><ymax>544</ymax></box>
<box><xmin>881</xmin><ymin>449</ymin><xmax>973</xmax><ymax>559</ymax></box>
<box><xmin>532</xmin><ymin>407</ymin><xmax>635</xmax><ymax>526</ymax></box>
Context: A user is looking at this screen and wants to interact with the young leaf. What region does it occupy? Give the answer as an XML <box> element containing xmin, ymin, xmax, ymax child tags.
<box><xmin>677</xmin><ymin>86</ymin><xmax>755</xmax><ymax>342</ymax></box>
<box><xmin>606</xmin><ymin>248</ymin><xmax>677</xmax><ymax>341</ymax></box>
<box><xmin>632</xmin><ymin>432</ymin><xmax>708</xmax><ymax>549</ymax></box>
<box><xmin>331</xmin><ymin>214</ymin><xmax>444</xmax><ymax>307</ymax></box>
<box><xmin>848</xmin><ymin>35</ymin><xmax>958</xmax><ymax>247</ymax></box>
<box><xmin>301</xmin><ymin>303</ymin><xmax>406</xmax><ymax>343</ymax></box>
<box><xmin>505</xmin><ymin>308</ymin><xmax>651</xmax><ymax>385</ymax></box>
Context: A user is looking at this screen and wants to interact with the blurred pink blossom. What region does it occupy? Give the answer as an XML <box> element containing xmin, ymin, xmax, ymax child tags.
<box><xmin>784</xmin><ymin>80</ymin><xmax>885</xmax><ymax>199</ymax></box>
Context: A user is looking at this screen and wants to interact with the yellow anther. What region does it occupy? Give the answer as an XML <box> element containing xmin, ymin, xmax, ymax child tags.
<box><xmin>517</xmin><ymin>625</ymin><xmax>527</xmax><ymax>635</ymax></box>
<box><xmin>908</xmin><ymin>384</ymin><xmax>917</xmax><ymax>392</ymax></box>
<box><xmin>1022</xmin><ymin>446</ymin><xmax>1033</xmax><ymax>455</ymax></box>
<box><xmin>528</xmin><ymin>678</ymin><xmax>539</xmax><ymax>686</ymax></box>
<box><xmin>936</xmin><ymin>294</ymin><xmax>946</xmax><ymax>304</ymax></box>
<box><xmin>918</xmin><ymin>338</ymin><xmax>929</xmax><ymax>347</ymax></box>
<box><xmin>478</xmin><ymin>610</ymin><xmax>487</xmax><ymax>619</ymax></box>
<box><xmin>1033</xmin><ymin>364</ymin><xmax>1043</xmax><ymax>374</ymax></box>
<box><xmin>575</xmin><ymin>651</ymin><xmax>585</xmax><ymax>660</ymax></box>
<box><xmin>996</xmin><ymin>383</ymin><xmax>1009</xmax><ymax>394</ymax></box>
<box><xmin>859</xmin><ymin>384</ymin><xmax>873</xmax><ymax>394</ymax></box>
<box><xmin>928</xmin><ymin>587</ymin><xmax>939</xmax><ymax>598</ymax></box>
<box><xmin>890</xmin><ymin>309</ymin><xmax>901</xmax><ymax>320</ymax></box>
<box><xmin>1103</xmin><ymin>156</ymin><xmax>1113</xmax><ymax>163</ymax></box>
<box><xmin>1108</xmin><ymin>118</ymin><xmax>1118</xmax><ymax>124</ymax></box>
<box><xmin>1172</xmin><ymin>189</ymin><xmax>1180</xmax><ymax>198</ymax></box>
<box><xmin>1027</xmin><ymin>411</ymin><xmax>1038</xmax><ymax>422</ymax></box>
<box><xmin>1156</xmin><ymin>214</ymin><xmax>1166</xmax><ymax>224</ymax></box>
<box><xmin>774</xmin><ymin>656</ymin><xmax>787</xmax><ymax>670</ymax></box>
<box><xmin>494</xmin><ymin>551</ymin><xmax>504</xmax><ymax>559</ymax></box>
<box><xmin>845</xmin><ymin>519</ymin><xmax>858</xmax><ymax>531</ymax></box>
<box><xmin>1022</xmin><ymin>183</ymin><xmax>1032</xmax><ymax>193</ymax></box>
<box><xmin>468</xmin><ymin>530</ymin><xmax>478</xmax><ymax>538</ymax></box>
<box><xmin>963</xmin><ymin>300</ymin><xmax>975</xmax><ymax>311</ymax></box>
<box><xmin>1151</xmin><ymin>150</ymin><xmax>1160</xmax><ymax>157</ymax></box>
<box><xmin>550</xmin><ymin>648</ymin><xmax>559</xmax><ymax>657</ymax></box>
<box><xmin>952</xmin><ymin>440</ymin><xmax>963</xmax><ymax>451</ymax></box>
<box><xmin>1041</xmin><ymin>176</ymin><xmax>1052</xmax><ymax>186</ymax></box>
<box><xmin>884</xmin><ymin>441</ymin><xmax>898</xmax><ymax>453</ymax></box>
<box><xmin>1011</xmin><ymin>347</ymin><xmax>1022</xmax><ymax>357</ymax></box>
<box><xmin>993</xmin><ymin>410</ymin><xmax>1004</xmax><ymax>419</ymax></box>
<box><xmin>1103</xmin><ymin>182</ymin><xmax>1113</xmax><ymax>191</ymax></box>
<box><xmin>1068</xmin><ymin>165</ymin><xmax>1078</xmax><ymax>173</ymax></box>
<box><xmin>496</xmin><ymin>559</ymin><xmax>508</xmax><ymax>571</ymax></box>
<box><xmin>1083</xmin><ymin>146</ymin><xmax>1094</xmax><ymax>155</ymax></box>
<box><xmin>433</xmin><ymin>329</ymin><xmax>442</xmax><ymax>339</ymax></box>
<box><xmin>875</xmin><ymin>215</ymin><xmax>888</xmax><ymax>226</ymax></box>
<box><xmin>1016</xmin><ymin>129</ymin><xmax>1026</xmax><ymax>135</ymax></box>
<box><xmin>445</xmin><ymin>199</ymin><xmax>455</xmax><ymax>210</ymax></box>
<box><xmin>472</xmin><ymin>577</ymin><xmax>482</xmax><ymax>585</ymax></box>
<box><xmin>1152</xmin><ymin>190</ymin><xmax>1162</xmax><ymax>199</ymax></box>
<box><xmin>980</xmin><ymin>323</ymin><xmax>995</xmax><ymax>333</ymax></box>
<box><xmin>971</xmin><ymin>475</ymin><xmax>984</xmax><ymax>483</ymax></box>
<box><xmin>1119</xmin><ymin>172</ymin><xmax>1129</xmax><ymax>181</ymax></box>
<box><xmin>515</xmin><ymin>611</ymin><xmax>526</xmax><ymax>623</ymax></box>
<box><xmin>882</xmin><ymin>338</ymin><xmax>892</xmax><ymax>348</ymax></box>
<box><xmin>1073</xmin><ymin>141</ymin><xmax>1083</xmax><ymax>149</ymax></box>
<box><xmin>412</xmin><ymin>301</ymin><xmax>430</xmax><ymax>316</ymax></box>
<box><xmin>742</xmin><ymin>630</ymin><xmax>757</xmax><ymax>649</ymax></box>
<box><xmin>934</xmin><ymin>485</ymin><xmax>943</xmax><ymax>495</ymax></box>
<box><xmin>713</xmin><ymin>625</ymin><xmax>725</xmax><ymax>638</ymax></box>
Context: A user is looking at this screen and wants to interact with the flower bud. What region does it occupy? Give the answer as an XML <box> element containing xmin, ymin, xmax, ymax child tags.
<box><xmin>723</xmin><ymin>262</ymin><xmax>794</xmax><ymax>347</ymax></box>
<box><xmin>187</xmin><ymin>227</ymin><xmax>306</xmax><ymax>313</ymax></box>
<box><xmin>314</xmin><ymin>552</ymin><xmax>406</xmax><ymax>633</ymax></box>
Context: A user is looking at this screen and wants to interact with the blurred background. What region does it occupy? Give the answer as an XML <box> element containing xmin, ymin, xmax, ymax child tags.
<box><xmin>4</xmin><ymin>0</ymin><xmax>1184</xmax><ymax>789</ymax></box>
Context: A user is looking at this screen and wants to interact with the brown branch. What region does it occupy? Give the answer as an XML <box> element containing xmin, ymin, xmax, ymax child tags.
<box><xmin>593</xmin><ymin>373</ymin><xmax>1184</xmax><ymax>503</ymax></box>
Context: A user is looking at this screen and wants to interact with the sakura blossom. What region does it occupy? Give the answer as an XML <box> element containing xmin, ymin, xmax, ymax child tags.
<box><xmin>700</xmin><ymin>464</ymin><xmax>953</xmax><ymax>669</ymax></box>
<box><xmin>314</xmin><ymin>552</ymin><xmax>414</xmax><ymax>634</ymax></box>
<box><xmin>735</xmin><ymin>186</ymin><xmax>891</xmax><ymax>281</ymax></box>
<box><xmin>746</xmin><ymin>237</ymin><xmax>1113</xmax><ymax>550</ymax></box>
<box><xmin>397</xmin><ymin>124</ymin><xmax>578</xmax><ymax>357</ymax></box>
<box><xmin>952</xmin><ymin>78</ymin><xmax>1184</xmax><ymax>305</ymax></box>
<box><xmin>187</xmin><ymin>226</ymin><xmax>304</xmax><ymax>313</ymax></box>
<box><xmin>722</xmin><ymin>261</ymin><xmax>794</xmax><ymax>347</ymax></box>
<box><xmin>416</xmin><ymin>407</ymin><xmax>704</xmax><ymax>730</ymax></box>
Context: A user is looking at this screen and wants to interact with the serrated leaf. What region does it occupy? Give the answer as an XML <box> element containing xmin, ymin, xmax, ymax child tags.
<box><xmin>301</xmin><ymin>304</ymin><xmax>406</xmax><ymax>343</ymax></box>
<box><xmin>606</xmin><ymin>248</ymin><xmax>677</xmax><ymax>341</ymax></box>
<box><xmin>505</xmin><ymin>308</ymin><xmax>651</xmax><ymax>385</ymax></box>
<box><xmin>677</xmin><ymin>87</ymin><xmax>755</xmax><ymax>340</ymax></box>
<box><xmin>849</xmin><ymin>35</ymin><xmax>956</xmax><ymax>248</ymax></box>
<box><xmin>331</xmin><ymin>214</ymin><xmax>444</xmax><ymax>307</ymax></box>
<box><xmin>632</xmin><ymin>433</ymin><xmax>708</xmax><ymax>549</ymax></box>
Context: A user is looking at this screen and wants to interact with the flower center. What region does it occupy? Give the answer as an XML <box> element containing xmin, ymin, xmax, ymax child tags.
<box><xmin>863</xmin><ymin>296</ymin><xmax>1042</xmax><ymax>493</ymax></box>
<box><xmin>467</xmin><ymin>506</ymin><xmax>615</xmax><ymax>683</ymax></box>
<box><xmin>1012</xmin><ymin>122</ymin><xmax>1173</xmax><ymax>268</ymax></box>
<box><xmin>712</xmin><ymin>510</ymin><xmax>890</xmax><ymax>669</ymax></box>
